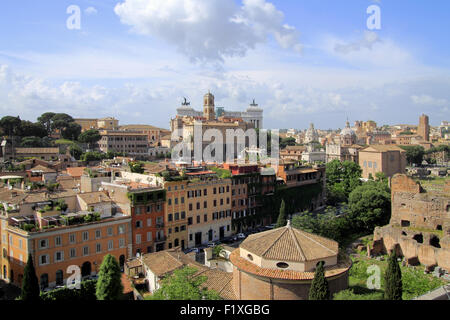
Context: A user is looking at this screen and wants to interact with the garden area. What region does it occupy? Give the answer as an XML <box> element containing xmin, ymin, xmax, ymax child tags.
<box><xmin>334</xmin><ymin>237</ymin><xmax>448</xmax><ymax>300</ymax></box>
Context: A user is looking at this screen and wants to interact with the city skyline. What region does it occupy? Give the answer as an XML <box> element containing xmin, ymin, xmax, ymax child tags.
<box><xmin>0</xmin><ymin>1</ymin><xmax>449</xmax><ymax>129</ymax></box>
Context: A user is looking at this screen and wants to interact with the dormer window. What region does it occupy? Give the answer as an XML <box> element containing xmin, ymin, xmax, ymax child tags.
<box><xmin>247</xmin><ymin>254</ymin><xmax>253</xmax><ymax>261</ymax></box>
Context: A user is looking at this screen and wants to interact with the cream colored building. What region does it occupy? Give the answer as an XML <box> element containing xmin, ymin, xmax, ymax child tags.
<box><xmin>359</xmin><ymin>145</ymin><xmax>407</xmax><ymax>179</ymax></box>
<box><xmin>185</xmin><ymin>174</ymin><xmax>232</xmax><ymax>248</ymax></box>
<box><xmin>75</xmin><ymin>117</ymin><xmax>119</xmax><ymax>132</ymax></box>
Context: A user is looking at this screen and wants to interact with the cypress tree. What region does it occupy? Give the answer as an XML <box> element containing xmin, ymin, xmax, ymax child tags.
<box><xmin>96</xmin><ymin>254</ymin><xmax>123</xmax><ymax>300</ymax></box>
<box><xmin>275</xmin><ymin>199</ymin><xmax>287</xmax><ymax>228</ymax></box>
<box><xmin>309</xmin><ymin>261</ymin><xmax>329</xmax><ymax>300</ymax></box>
<box><xmin>21</xmin><ymin>253</ymin><xmax>41</xmax><ymax>301</ymax></box>
<box><xmin>384</xmin><ymin>250</ymin><xmax>402</xmax><ymax>300</ymax></box>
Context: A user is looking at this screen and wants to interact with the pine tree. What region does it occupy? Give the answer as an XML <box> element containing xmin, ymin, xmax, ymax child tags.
<box><xmin>96</xmin><ymin>254</ymin><xmax>123</xmax><ymax>300</ymax></box>
<box><xmin>309</xmin><ymin>261</ymin><xmax>329</xmax><ymax>300</ymax></box>
<box><xmin>275</xmin><ymin>199</ymin><xmax>287</xmax><ymax>228</ymax></box>
<box><xmin>384</xmin><ymin>250</ymin><xmax>402</xmax><ymax>300</ymax></box>
<box><xmin>21</xmin><ymin>253</ymin><xmax>41</xmax><ymax>301</ymax></box>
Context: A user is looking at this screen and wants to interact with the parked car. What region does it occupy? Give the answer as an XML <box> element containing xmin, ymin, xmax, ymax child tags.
<box><xmin>207</xmin><ymin>242</ymin><xmax>216</xmax><ymax>248</ymax></box>
<box><xmin>237</xmin><ymin>233</ymin><xmax>246</xmax><ymax>239</ymax></box>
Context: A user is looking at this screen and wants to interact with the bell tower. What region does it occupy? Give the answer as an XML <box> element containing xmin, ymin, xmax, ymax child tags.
<box><xmin>203</xmin><ymin>91</ymin><xmax>216</xmax><ymax>121</ymax></box>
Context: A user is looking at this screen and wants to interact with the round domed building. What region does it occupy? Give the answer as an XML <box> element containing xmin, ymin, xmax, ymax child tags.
<box><xmin>340</xmin><ymin>121</ymin><xmax>357</xmax><ymax>146</ymax></box>
<box><xmin>229</xmin><ymin>222</ymin><xmax>351</xmax><ymax>300</ymax></box>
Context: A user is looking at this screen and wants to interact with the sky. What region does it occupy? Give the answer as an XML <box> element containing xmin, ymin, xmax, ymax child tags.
<box><xmin>0</xmin><ymin>0</ymin><xmax>449</xmax><ymax>130</ymax></box>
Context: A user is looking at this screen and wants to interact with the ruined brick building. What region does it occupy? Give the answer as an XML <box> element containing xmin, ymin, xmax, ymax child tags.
<box><xmin>371</xmin><ymin>174</ymin><xmax>450</xmax><ymax>271</ymax></box>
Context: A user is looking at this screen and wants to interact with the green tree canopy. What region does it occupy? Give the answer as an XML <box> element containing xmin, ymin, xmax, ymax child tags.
<box><xmin>18</xmin><ymin>120</ymin><xmax>47</xmax><ymax>138</ymax></box>
<box><xmin>61</xmin><ymin>122</ymin><xmax>82</xmax><ymax>140</ymax></box>
<box><xmin>21</xmin><ymin>253</ymin><xmax>41</xmax><ymax>301</ymax></box>
<box><xmin>309</xmin><ymin>261</ymin><xmax>329</xmax><ymax>300</ymax></box>
<box><xmin>400</xmin><ymin>145</ymin><xmax>425</xmax><ymax>166</ymax></box>
<box><xmin>347</xmin><ymin>180</ymin><xmax>391</xmax><ymax>233</ymax></box>
<box><xmin>149</xmin><ymin>266</ymin><xmax>221</xmax><ymax>300</ymax></box>
<box><xmin>326</xmin><ymin>160</ymin><xmax>362</xmax><ymax>204</ymax></box>
<box><xmin>384</xmin><ymin>251</ymin><xmax>402</xmax><ymax>300</ymax></box>
<box><xmin>37</xmin><ymin>112</ymin><xmax>56</xmax><ymax>134</ymax></box>
<box><xmin>78</xmin><ymin>129</ymin><xmax>101</xmax><ymax>147</ymax></box>
<box><xmin>129</xmin><ymin>161</ymin><xmax>145</xmax><ymax>174</ymax></box>
<box><xmin>0</xmin><ymin>116</ymin><xmax>21</xmax><ymax>136</ymax></box>
<box><xmin>96</xmin><ymin>254</ymin><xmax>123</xmax><ymax>300</ymax></box>
<box><xmin>20</xmin><ymin>136</ymin><xmax>49</xmax><ymax>148</ymax></box>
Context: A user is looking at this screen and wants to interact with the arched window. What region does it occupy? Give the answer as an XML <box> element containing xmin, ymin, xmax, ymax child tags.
<box><xmin>413</xmin><ymin>234</ymin><xmax>423</xmax><ymax>244</ymax></box>
<box><xmin>174</xmin><ymin>239</ymin><xmax>179</xmax><ymax>247</ymax></box>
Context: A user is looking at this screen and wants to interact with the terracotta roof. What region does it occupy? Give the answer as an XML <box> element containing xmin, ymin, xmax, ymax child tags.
<box><xmin>77</xmin><ymin>191</ymin><xmax>111</xmax><ymax>205</ymax></box>
<box><xmin>142</xmin><ymin>250</ymin><xmax>184</xmax><ymax>277</ymax></box>
<box><xmin>121</xmin><ymin>273</ymin><xmax>134</xmax><ymax>295</ymax></box>
<box><xmin>361</xmin><ymin>145</ymin><xmax>406</xmax><ymax>152</ymax></box>
<box><xmin>230</xmin><ymin>248</ymin><xmax>351</xmax><ymax>281</ymax></box>
<box><xmin>66</xmin><ymin>167</ymin><xmax>87</xmax><ymax>178</ymax></box>
<box><xmin>15</xmin><ymin>148</ymin><xmax>59</xmax><ymax>154</ymax></box>
<box><xmin>240</xmin><ymin>224</ymin><xmax>338</xmax><ymax>263</ymax></box>
<box><xmin>29</xmin><ymin>165</ymin><xmax>56</xmax><ymax>173</ymax></box>
<box><xmin>56</xmin><ymin>176</ymin><xmax>80</xmax><ymax>190</ymax></box>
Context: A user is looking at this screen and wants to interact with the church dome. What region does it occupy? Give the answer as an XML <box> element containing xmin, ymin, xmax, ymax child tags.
<box><xmin>304</xmin><ymin>123</ymin><xmax>319</xmax><ymax>143</ymax></box>
<box><xmin>340</xmin><ymin>121</ymin><xmax>356</xmax><ymax>137</ymax></box>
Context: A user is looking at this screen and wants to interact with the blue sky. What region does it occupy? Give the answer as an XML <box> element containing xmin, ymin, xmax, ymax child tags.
<box><xmin>0</xmin><ymin>0</ymin><xmax>449</xmax><ymax>129</ymax></box>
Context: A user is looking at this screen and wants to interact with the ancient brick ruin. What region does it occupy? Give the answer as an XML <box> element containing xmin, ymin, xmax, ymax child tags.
<box><xmin>371</xmin><ymin>174</ymin><xmax>450</xmax><ymax>271</ymax></box>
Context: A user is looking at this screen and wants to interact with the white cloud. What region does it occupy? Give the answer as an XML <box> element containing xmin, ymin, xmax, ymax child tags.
<box><xmin>334</xmin><ymin>31</ymin><xmax>380</xmax><ymax>54</ymax></box>
<box><xmin>85</xmin><ymin>7</ymin><xmax>98</xmax><ymax>15</ymax></box>
<box><xmin>411</xmin><ymin>94</ymin><xmax>448</xmax><ymax>107</ymax></box>
<box><xmin>114</xmin><ymin>0</ymin><xmax>302</xmax><ymax>63</ymax></box>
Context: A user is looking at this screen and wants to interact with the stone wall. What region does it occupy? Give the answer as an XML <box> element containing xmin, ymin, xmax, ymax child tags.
<box><xmin>372</xmin><ymin>174</ymin><xmax>450</xmax><ymax>271</ymax></box>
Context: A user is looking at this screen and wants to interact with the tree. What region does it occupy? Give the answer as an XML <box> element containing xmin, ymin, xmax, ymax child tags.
<box><xmin>69</xmin><ymin>144</ymin><xmax>83</xmax><ymax>160</ymax></box>
<box><xmin>149</xmin><ymin>266</ymin><xmax>221</xmax><ymax>300</ymax></box>
<box><xmin>38</xmin><ymin>112</ymin><xmax>56</xmax><ymax>135</ymax></box>
<box><xmin>309</xmin><ymin>261</ymin><xmax>329</xmax><ymax>300</ymax></box>
<box><xmin>384</xmin><ymin>250</ymin><xmax>402</xmax><ymax>300</ymax></box>
<box><xmin>78</xmin><ymin>129</ymin><xmax>101</xmax><ymax>149</ymax></box>
<box><xmin>20</xmin><ymin>136</ymin><xmax>46</xmax><ymax>148</ymax></box>
<box><xmin>61</xmin><ymin>122</ymin><xmax>82</xmax><ymax>140</ymax></box>
<box><xmin>275</xmin><ymin>199</ymin><xmax>287</xmax><ymax>228</ymax></box>
<box><xmin>347</xmin><ymin>180</ymin><xmax>391</xmax><ymax>233</ymax></box>
<box><xmin>21</xmin><ymin>254</ymin><xmax>41</xmax><ymax>301</ymax></box>
<box><xmin>326</xmin><ymin>160</ymin><xmax>362</xmax><ymax>204</ymax></box>
<box><xmin>129</xmin><ymin>161</ymin><xmax>145</xmax><ymax>174</ymax></box>
<box><xmin>400</xmin><ymin>145</ymin><xmax>425</xmax><ymax>166</ymax></box>
<box><xmin>0</xmin><ymin>116</ymin><xmax>21</xmax><ymax>136</ymax></box>
<box><xmin>96</xmin><ymin>254</ymin><xmax>123</xmax><ymax>300</ymax></box>
<box><xmin>18</xmin><ymin>121</ymin><xmax>47</xmax><ymax>138</ymax></box>
<box><xmin>280</xmin><ymin>137</ymin><xmax>297</xmax><ymax>149</ymax></box>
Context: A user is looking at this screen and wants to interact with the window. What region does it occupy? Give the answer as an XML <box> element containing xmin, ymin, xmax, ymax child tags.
<box><xmin>96</xmin><ymin>243</ymin><xmax>102</xmax><ymax>253</ymax></box>
<box><xmin>180</xmin><ymin>225</ymin><xmax>186</xmax><ymax>231</ymax></box>
<box><xmin>213</xmin><ymin>188</ymin><xmax>217</xmax><ymax>194</ymax></box>
<box><xmin>175</xmin><ymin>212</ymin><xmax>180</xmax><ymax>221</ymax></box>
<box><xmin>204</xmin><ymin>214</ymin><xmax>208</xmax><ymax>222</ymax></box>
<box><xmin>368</xmin><ymin>161</ymin><xmax>372</xmax><ymax>168</ymax></box>
<box><xmin>40</xmin><ymin>255</ymin><xmax>49</xmax><ymax>265</ymax></box>
<box><xmin>188</xmin><ymin>217</ymin><xmax>193</xmax><ymax>225</ymax></box>
<box><xmin>70</xmin><ymin>248</ymin><xmax>76</xmax><ymax>258</ymax></box>
<box><xmin>82</xmin><ymin>232</ymin><xmax>89</xmax><ymax>241</ymax></box>
<box><xmin>175</xmin><ymin>227</ymin><xmax>179</xmax><ymax>233</ymax></box>
<box><xmin>19</xmin><ymin>239</ymin><xmax>23</xmax><ymax>249</ymax></box>
<box><xmin>136</xmin><ymin>234</ymin><xmax>141</xmax><ymax>244</ymax></box>
<box><xmin>181</xmin><ymin>212</ymin><xmax>186</xmax><ymax>219</ymax></box>
<box><xmin>118</xmin><ymin>225</ymin><xmax>125</xmax><ymax>234</ymax></box>
<box><xmin>55</xmin><ymin>251</ymin><xmax>64</xmax><ymax>262</ymax></box>
<box><xmin>196</xmin><ymin>202</ymin><xmax>200</xmax><ymax>210</ymax></box>
<box><xmin>39</xmin><ymin>239</ymin><xmax>48</xmax><ymax>249</ymax></box>
<box><xmin>95</xmin><ymin>230</ymin><xmax>101</xmax><ymax>239</ymax></box>
<box><xmin>83</xmin><ymin>246</ymin><xmax>89</xmax><ymax>256</ymax></box>
<box><xmin>107</xmin><ymin>227</ymin><xmax>113</xmax><ymax>236</ymax></box>
<box><xmin>247</xmin><ymin>254</ymin><xmax>253</xmax><ymax>261</ymax></box>
<box><xmin>196</xmin><ymin>215</ymin><xmax>200</xmax><ymax>224</ymax></box>
<box><xmin>213</xmin><ymin>200</ymin><xmax>217</xmax><ymax>207</ymax></box>
<box><xmin>168</xmin><ymin>199</ymin><xmax>172</xmax><ymax>206</ymax></box>
<box><xmin>108</xmin><ymin>240</ymin><xmax>114</xmax><ymax>251</ymax></box>
<box><xmin>146</xmin><ymin>205</ymin><xmax>152</xmax><ymax>213</ymax></box>
<box><xmin>189</xmin><ymin>204</ymin><xmax>193</xmax><ymax>211</ymax></box>
<box><xmin>168</xmin><ymin>214</ymin><xmax>173</xmax><ymax>222</ymax></box>
<box><xmin>204</xmin><ymin>201</ymin><xmax>207</xmax><ymax>209</ymax></box>
<box><xmin>189</xmin><ymin>234</ymin><xmax>193</xmax><ymax>241</ymax></box>
<box><xmin>69</xmin><ymin>234</ymin><xmax>76</xmax><ymax>244</ymax></box>
<box><xmin>147</xmin><ymin>232</ymin><xmax>152</xmax><ymax>242</ymax></box>
<box><xmin>168</xmin><ymin>228</ymin><xmax>172</xmax><ymax>234</ymax></box>
<box><xmin>147</xmin><ymin>219</ymin><xmax>152</xmax><ymax>227</ymax></box>
<box><xmin>276</xmin><ymin>262</ymin><xmax>289</xmax><ymax>269</ymax></box>
<box><xmin>181</xmin><ymin>197</ymin><xmax>184</xmax><ymax>204</ymax></box>
<box><xmin>175</xmin><ymin>198</ymin><xmax>178</xmax><ymax>205</ymax></box>
<box><xmin>119</xmin><ymin>238</ymin><xmax>125</xmax><ymax>248</ymax></box>
<box><xmin>204</xmin><ymin>189</ymin><xmax>207</xmax><ymax>196</ymax></box>
<box><xmin>135</xmin><ymin>207</ymin><xmax>142</xmax><ymax>215</ymax></box>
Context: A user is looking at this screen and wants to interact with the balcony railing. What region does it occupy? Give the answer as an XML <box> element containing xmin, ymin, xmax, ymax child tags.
<box><xmin>155</xmin><ymin>236</ymin><xmax>166</xmax><ymax>243</ymax></box>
